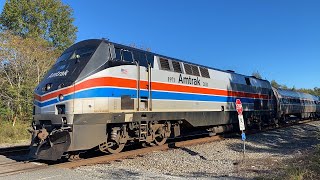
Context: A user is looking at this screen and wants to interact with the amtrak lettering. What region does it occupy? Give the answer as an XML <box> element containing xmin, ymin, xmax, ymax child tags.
<box><xmin>178</xmin><ymin>74</ymin><xmax>201</xmax><ymax>86</ymax></box>
<box><xmin>48</xmin><ymin>70</ymin><xmax>69</xmax><ymax>78</ymax></box>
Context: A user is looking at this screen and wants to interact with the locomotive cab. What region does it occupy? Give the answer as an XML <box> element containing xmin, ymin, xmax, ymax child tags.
<box><xmin>30</xmin><ymin>39</ymin><xmax>155</xmax><ymax>160</ymax></box>
<box><xmin>30</xmin><ymin>39</ymin><xmax>111</xmax><ymax>160</ymax></box>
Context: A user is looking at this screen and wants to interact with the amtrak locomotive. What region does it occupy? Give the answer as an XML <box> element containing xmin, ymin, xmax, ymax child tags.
<box><xmin>30</xmin><ymin>39</ymin><xmax>320</xmax><ymax>160</ymax></box>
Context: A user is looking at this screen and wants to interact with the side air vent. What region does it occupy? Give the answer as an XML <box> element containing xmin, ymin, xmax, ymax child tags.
<box><xmin>191</xmin><ymin>65</ymin><xmax>200</xmax><ymax>76</ymax></box>
<box><xmin>172</xmin><ymin>61</ymin><xmax>182</xmax><ymax>73</ymax></box>
<box><xmin>199</xmin><ymin>67</ymin><xmax>210</xmax><ymax>78</ymax></box>
<box><xmin>184</xmin><ymin>63</ymin><xmax>193</xmax><ymax>75</ymax></box>
<box><xmin>159</xmin><ymin>58</ymin><xmax>171</xmax><ymax>71</ymax></box>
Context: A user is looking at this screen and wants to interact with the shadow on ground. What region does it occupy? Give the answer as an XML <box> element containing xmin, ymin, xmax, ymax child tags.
<box><xmin>227</xmin><ymin>123</ymin><xmax>320</xmax><ymax>155</ymax></box>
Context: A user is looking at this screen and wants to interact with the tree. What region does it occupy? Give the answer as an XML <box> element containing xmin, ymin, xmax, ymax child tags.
<box><xmin>270</xmin><ymin>80</ymin><xmax>290</xmax><ymax>89</ymax></box>
<box><xmin>271</xmin><ymin>80</ymin><xmax>280</xmax><ymax>88</ymax></box>
<box><xmin>0</xmin><ymin>0</ymin><xmax>77</xmax><ymax>50</ymax></box>
<box><xmin>297</xmin><ymin>87</ymin><xmax>320</xmax><ymax>96</ymax></box>
<box><xmin>314</xmin><ymin>87</ymin><xmax>320</xmax><ymax>96</ymax></box>
<box><xmin>0</xmin><ymin>31</ymin><xmax>59</xmax><ymax>122</ymax></box>
<box><xmin>252</xmin><ymin>71</ymin><xmax>262</xmax><ymax>79</ymax></box>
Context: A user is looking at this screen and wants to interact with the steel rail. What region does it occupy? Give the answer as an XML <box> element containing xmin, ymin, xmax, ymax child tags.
<box><xmin>0</xmin><ymin>145</ymin><xmax>29</xmax><ymax>156</ymax></box>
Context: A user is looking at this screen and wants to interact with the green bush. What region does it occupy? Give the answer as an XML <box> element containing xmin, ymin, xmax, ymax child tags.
<box><xmin>0</xmin><ymin>121</ymin><xmax>31</xmax><ymax>144</ymax></box>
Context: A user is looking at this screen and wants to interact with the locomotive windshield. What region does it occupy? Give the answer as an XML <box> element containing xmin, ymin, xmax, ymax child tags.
<box><xmin>56</xmin><ymin>46</ymin><xmax>97</xmax><ymax>64</ymax></box>
<box><xmin>113</xmin><ymin>47</ymin><xmax>153</xmax><ymax>67</ymax></box>
<box><xmin>56</xmin><ymin>51</ymin><xmax>73</xmax><ymax>64</ymax></box>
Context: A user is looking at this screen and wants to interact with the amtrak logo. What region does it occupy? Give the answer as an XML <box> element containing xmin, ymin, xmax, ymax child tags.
<box><xmin>178</xmin><ymin>74</ymin><xmax>201</xmax><ymax>86</ymax></box>
<box><xmin>48</xmin><ymin>70</ymin><xmax>69</xmax><ymax>78</ymax></box>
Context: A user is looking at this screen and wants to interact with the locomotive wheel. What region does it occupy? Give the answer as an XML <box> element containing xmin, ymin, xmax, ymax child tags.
<box><xmin>99</xmin><ymin>141</ymin><xmax>125</xmax><ymax>154</ymax></box>
<box><xmin>99</xmin><ymin>142</ymin><xmax>109</xmax><ymax>153</ymax></box>
<box><xmin>107</xmin><ymin>141</ymin><xmax>125</xmax><ymax>154</ymax></box>
<box><xmin>99</xmin><ymin>126</ymin><xmax>128</xmax><ymax>154</ymax></box>
<box><xmin>154</xmin><ymin>135</ymin><xmax>167</xmax><ymax>146</ymax></box>
<box><xmin>153</xmin><ymin>125</ymin><xmax>167</xmax><ymax>146</ymax></box>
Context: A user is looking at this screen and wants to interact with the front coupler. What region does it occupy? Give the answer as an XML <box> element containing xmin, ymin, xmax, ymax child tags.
<box><xmin>29</xmin><ymin>128</ymin><xmax>71</xmax><ymax>161</ymax></box>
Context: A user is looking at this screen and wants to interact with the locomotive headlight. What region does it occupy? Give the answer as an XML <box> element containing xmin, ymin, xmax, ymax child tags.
<box><xmin>45</xmin><ymin>83</ymin><xmax>52</xmax><ymax>91</ymax></box>
<box><xmin>62</xmin><ymin>117</ymin><xmax>67</xmax><ymax>125</ymax></box>
<box><xmin>58</xmin><ymin>94</ymin><xmax>64</xmax><ymax>101</ymax></box>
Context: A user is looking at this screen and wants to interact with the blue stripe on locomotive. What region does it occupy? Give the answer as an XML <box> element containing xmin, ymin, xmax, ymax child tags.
<box><xmin>35</xmin><ymin>87</ymin><xmax>260</xmax><ymax>107</ymax></box>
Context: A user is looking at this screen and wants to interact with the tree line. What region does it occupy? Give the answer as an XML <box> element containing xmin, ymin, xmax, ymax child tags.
<box><xmin>271</xmin><ymin>80</ymin><xmax>320</xmax><ymax>96</ymax></box>
<box><xmin>0</xmin><ymin>0</ymin><xmax>77</xmax><ymax>123</ymax></box>
<box><xmin>252</xmin><ymin>71</ymin><xmax>320</xmax><ymax>96</ymax></box>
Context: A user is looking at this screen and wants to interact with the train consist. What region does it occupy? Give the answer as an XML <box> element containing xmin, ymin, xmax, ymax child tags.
<box><xmin>29</xmin><ymin>39</ymin><xmax>320</xmax><ymax>160</ymax></box>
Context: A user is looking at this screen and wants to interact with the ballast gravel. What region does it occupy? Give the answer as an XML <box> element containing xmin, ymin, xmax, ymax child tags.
<box><xmin>75</xmin><ymin>121</ymin><xmax>320</xmax><ymax>179</ymax></box>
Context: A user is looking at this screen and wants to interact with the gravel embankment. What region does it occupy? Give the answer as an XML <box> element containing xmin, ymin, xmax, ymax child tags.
<box><xmin>75</xmin><ymin>121</ymin><xmax>320</xmax><ymax>179</ymax></box>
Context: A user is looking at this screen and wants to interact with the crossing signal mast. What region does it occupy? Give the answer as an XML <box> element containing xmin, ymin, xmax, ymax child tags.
<box><xmin>236</xmin><ymin>99</ymin><xmax>246</xmax><ymax>158</ymax></box>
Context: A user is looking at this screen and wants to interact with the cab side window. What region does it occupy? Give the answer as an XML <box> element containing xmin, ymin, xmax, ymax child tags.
<box><xmin>122</xmin><ymin>50</ymin><xmax>133</xmax><ymax>62</ymax></box>
<box><xmin>115</xmin><ymin>48</ymin><xmax>121</xmax><ymax>60</ymax></box>
<box><xmin>114</xmin><ymin>48</ymin><xmax>134</xmax><ymax>63</ymax></box>
<box><xmin>133</xmin><ymin>51</ymin><xmax>148</xmax><ymax>67</ymax></box>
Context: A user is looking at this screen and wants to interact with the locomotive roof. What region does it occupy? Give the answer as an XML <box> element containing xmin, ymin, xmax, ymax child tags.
<box><xmin>64</xmin><ymin>39</ymin><xmax>268</xmax><ymax>83</ymax></box>
<box><xmin>276</xmin><ymin>88</ymin><xmax>319</xmax><ymax>101</ymax></box>
<box><xmin>63</xmin><ymin>39</ymin><xmax>102</xmax><ymax>53</ymax></box>
<box><xmin>109</xmin><ymin>40</ymin><xmax>269</xmax><ymax>82</ymax></box>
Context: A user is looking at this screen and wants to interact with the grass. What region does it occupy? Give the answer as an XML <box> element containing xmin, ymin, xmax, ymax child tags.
<box><xmin>285</xmin><ymin>166</ymin><xmax>308</xmax><ymax>180</ymax></box>
<box><xmin>0</xmin><ymin>120</ymin><xmax>31</xmax><ymax>144</ymax></box>
<box><xmin>259</xmin><ymin>145</ymin><xmax>320</xmax><ymax>180</ymax></box>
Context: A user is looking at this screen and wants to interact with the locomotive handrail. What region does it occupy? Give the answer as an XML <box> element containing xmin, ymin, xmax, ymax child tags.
<box><xmin>135</xmin><ymin>60</ymin><xmax>140</xmax><ymax>111</ymax></box>
<box><xmin>148</xmin><ymin>63</ymin><xmax>152</xmax><ymax>111</ymax></box>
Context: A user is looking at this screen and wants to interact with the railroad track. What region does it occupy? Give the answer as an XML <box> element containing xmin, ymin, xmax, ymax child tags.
<box><xmin>55</xmin><ymin>135</ymin><xmax>223</xmax><ymax>169</ymax></box>
<box><xmin>0</xmin><ymin>119</ymin><xmax>317</xmax><ymax>177</ymax></box>
<box><xmin>56</xmin><ymin>119</ymin><xmax>317</xmax><ymax>169</ymax></box>
<box><xmin>0</xmin><ymin>160</ymin><xmax>47</xmax><ymax>177</ymax></box>
<box><xmin>0</xmin><ymin>145</ymin><xmax>30</xmax><ymax>156</ymax></box>
<box><xmin>0</xmin><ymin>135</ymin><xmax>223</xmax><ymax>177</ymax></box>
<box><xmin>0</xmin><ymin>145</ymin><xmax>43</xmax><ymax>177</ymax></box>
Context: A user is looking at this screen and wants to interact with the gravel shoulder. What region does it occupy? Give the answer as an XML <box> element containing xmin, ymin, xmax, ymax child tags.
<box><xmin>75</xmin><ymin>121</ymin><xmax>320</xmax><ymax>179</ymax></box>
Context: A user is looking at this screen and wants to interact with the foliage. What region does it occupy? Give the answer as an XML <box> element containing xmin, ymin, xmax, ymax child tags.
<box><xmin>256</xmin><ymin>71</ymin><xmax>319</xmax><ymax>96</ymax></box>
<box><xmin>252</xmin><ymin>71</ymin><xmax>262</xmax><ymax>79</ymax></box>
<box><xmin>270</xmin><ymin>79</ymin><xmax>289</xmax><ymax>90</ymax></box>
<box><xmin>284</xmin><ymin>145</ymin><xmax>320</xmax><ymax>180</ymax></box>
<box><xmin>297</xmin><ymin>87</ymin><xmax>320</xmax><ymax>96</ymax></box>
<box><xmin>0</xmin><ymin>0</ymin><xmax>77</xmax><ymax>50</ymax></box>
<box><xmin>258</xmin><ymin>145</ymin><xmax>320</xmax><ymax>180</ymax></box>
<box><xmin>0</xmin><ymin>31</ymin><xmax>59</xmax><ymax>122</ymax></box>
<box><xmin>270</xmin><ymin>79</ymin><xmax>320</xmax><ymax>96</ymax></box>
<box><xmin>271</xmin><ymin>80</ymin><xmax>280</xmax><ymax>88</ymax></box>
<box><xmin>0</xmin><ymin>120</ymin><xmax>30</xmax><ymax>143</ymax></box>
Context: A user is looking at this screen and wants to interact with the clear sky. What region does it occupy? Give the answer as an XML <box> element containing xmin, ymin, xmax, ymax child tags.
<box><xmin>1</xmin><ymin>0</ymin><xmax>319</xmax><ymax>89</ymax></box>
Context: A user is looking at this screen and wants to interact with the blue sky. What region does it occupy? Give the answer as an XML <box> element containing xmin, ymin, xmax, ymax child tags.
<box><xmin>1</xmin><ymin>0</ymin><xmax>319</xmax><ymax>89</ymax></box>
